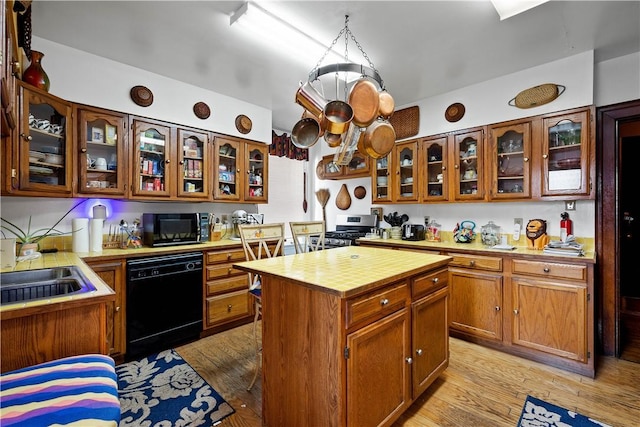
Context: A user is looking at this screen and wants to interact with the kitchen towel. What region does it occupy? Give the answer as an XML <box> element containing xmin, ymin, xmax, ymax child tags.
<box><xmin>71</xmin><ymin>218</ymin><xmax>89</xmax><ymax>253</ymax></box>
<box><xmin>89</xmin><ymin>218</ymin><xmax>103</xmax><ymax>253</ymax></box>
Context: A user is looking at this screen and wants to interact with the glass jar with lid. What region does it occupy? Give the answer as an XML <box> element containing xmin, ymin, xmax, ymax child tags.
<box><xmin>480</xmin><ymin>221</ymin><xmax>501</xmax><ymax>246</ymax></box>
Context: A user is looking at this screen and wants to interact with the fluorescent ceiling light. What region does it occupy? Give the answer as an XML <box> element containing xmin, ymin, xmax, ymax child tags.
<box><xmin>491</xmin><ymin>0</ymin><xmax>549</xmax><ymax>20</ymax></box>
<box><xmin>230</xmin><ymin>2</ymin><xmax>343</xmax><ymax>65</ymax></box>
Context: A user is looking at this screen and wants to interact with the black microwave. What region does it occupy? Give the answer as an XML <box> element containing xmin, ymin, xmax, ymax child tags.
<box><xmin>142</xmin><ymin>213</ymin><xmax>209</xmax><ymax>247</ymax></box>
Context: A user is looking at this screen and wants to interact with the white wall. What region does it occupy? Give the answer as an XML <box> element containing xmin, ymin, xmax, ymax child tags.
<box><xmin>594</xmin><ymin>52</ymin><xmax>640</xmax><ymax>107</ymax></box>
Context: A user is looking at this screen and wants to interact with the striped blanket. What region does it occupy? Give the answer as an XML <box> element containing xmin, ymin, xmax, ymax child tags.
<box><xmin>0</xmin><ymin>354</ymin><xmax>120</xmax><ymax>426</ymax></box>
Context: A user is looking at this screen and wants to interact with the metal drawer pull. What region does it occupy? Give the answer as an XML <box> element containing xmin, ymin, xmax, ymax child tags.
<box><xmin>514</xmin><ymin>309</ymin><xmax>519</xmax><ymax>315</ymax></box>
<box><xmin>495</xmin><ymin>306</ymin><xmax>500</xmax><ymax>311</ymax></box>
<box><xmin>380</xmin><ymin>298</ymin><xmax>389</xmax><ymax>306</ymax></box>
<box><xmin>469</xmin><ymin>260</ymin><xmax>475</xmax><ymax>266</ymax></box>
<box><xmin>432</xmin><ymin>277</ymin><xmax>439</xmax><ymax>283</ymax></box>
<box><xmin>416</xmin><ymin>348</ymin><xmax>423</xmax><ymax>356</ymax></box>
<box><xmin>543</xmin><ymin>267</ymin><xmax>550</xmax><ymax>273</ymax></box>
<box><xmin>227</xmin><ymin>304</ymin><xmax>232</xmax><ymax>312</ymax></box>
<box><xmin>405</xmin><ymin>357</ymin><xmax>413</xmax><ymax>364</ymax></box>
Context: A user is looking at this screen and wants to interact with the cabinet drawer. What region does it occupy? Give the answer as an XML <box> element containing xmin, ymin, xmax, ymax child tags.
<box><xmin>206</xmin><ymin>289</ymin><xmax>252</xmax><ymax>326</ymax></box>
<box><xmin>512</xmin><ymin>259</ymin><xmax>587</xmax><ymax>282</ymax></box>
<box><xmin>447</xmin><ymin>253</ymin><xmax>502</xmax><ymax>271</ymax></box>
<box><xmin>206</xmin><ymin>263</ymin><xmax>244</xmax><ymax>281</ymax></box>
<box><xmin>205</xmin><ymin>248</ymin><xmax>245</xmax><ymax>265</ymax></box>
<box><xmin>206</xmin><ymin>275</ymin><xmax>248</xmax><ymax>296</ymax></box>
<box><xmin>346</xmin><ymin>283</ymin><xmax>409</xmax><ymax>329</ymax></box>
<box><xmin>412</xmin><ymin>268</ymin><xmax>448</xmax><ymax>298</ymax></box>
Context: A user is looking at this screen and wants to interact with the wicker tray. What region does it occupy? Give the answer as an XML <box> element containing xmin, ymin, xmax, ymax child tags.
<box><xmin>389</xmin><ymin>105</ymin><xmax>419</xmax><ymax>140</ymax></box>
<box><xmin>509</xmin><ymin>84</ymin><xmax>565</xmax><ymax>109</ymax></box>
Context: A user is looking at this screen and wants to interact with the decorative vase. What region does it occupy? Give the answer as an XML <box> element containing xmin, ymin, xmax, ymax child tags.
<box><xmin>22</xmin><ymin>51</ymin><xmax>50</xmax><ymax>92</ymax></box>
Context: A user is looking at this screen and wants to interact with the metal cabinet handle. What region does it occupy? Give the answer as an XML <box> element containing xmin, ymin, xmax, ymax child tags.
<box><xmin>514</xmin><ymin>309</ymin><xmax>519</xmax><ymax>315</ymax></box>
<box><xmin>405</xmin><ymin>357</ymin><xmax>413</xmax><ymax>364</ymax></box>
<box><xmin>454</xmin><ymin>164</ymin><xmax>459</xmax><ymax>169</ymax></box>
<box><xmin>495</xmin><ymin>306</ymin><xmax>501</xmax><ymax>311</ymax></box>
<box><xmin>543</xmin><ymin>267</ymin><xmax>550</xmax><ymax>273</ymax></box>
<box><xmin>227</xmin><ymin>304</ymin><xmax>232</xmax><ymax>312</ymax></box>
<box><xmin>523</xmin><ymin>157</ymin><xmax>529</xmax><ymax>162</ymax></box>
<box><xmin>432</xmin><ymin>277</ymin><xmax>439</xmax><ymax>283</ymax></box>
<box><xmin>543</xmin><ymin>154</ymin><xmax>549</xmax><ymax>159</ymax></box>
<box><xmin>442</xmin><ymin>165</ymin><xmax>447</xmax><ymax>171</ymax></box>
<box><xmin>416</xmin><ymin>348</ymin><xmax>423</xmax><ymax>356</ymax></box>
<box><xmin>380</xmin><ymin>298</ymin><xmax>389</xmax><ymax>306</ymax></box>
<box><xmin>115</xmin><ymin>306</ymin><xmax>120</xmax><ymax>312</ymax></box>
<box><xmin>81</xmin><ymin>148</ymin><xmax>87</xmax><ymax>153</ymax></box>
<box><xmin>20</xmin><ymin>133</ymin><xmax>32</xmax><ymax>141</ymax></box>
<box><xmin>165</xmin><ymin>159</ymin><xmax>170</xmax><ymax>164</ymax></box>
<box><xmin>179</xmin><ymin>160</ymin><xmax>184</xmax><ymax>165</ymax></box>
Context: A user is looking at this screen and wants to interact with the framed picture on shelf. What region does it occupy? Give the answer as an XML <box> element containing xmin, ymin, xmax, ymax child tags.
<box><xmin>371</xmin><ymin>207</ymin><xmax>382</xmax><ymax>222</ymax></box>
<box><xmin>105</xmin><ymin>125</ymin><xmax>117</xmax><ymax>145</ymax></box>
<box><xmin>92</xmin><ymin>127</ymin><xmax>104</xmax><ymax>143</ymax></box>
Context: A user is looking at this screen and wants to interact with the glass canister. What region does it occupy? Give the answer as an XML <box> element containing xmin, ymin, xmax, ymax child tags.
<box><xmin>426</xmin><ymin>220</ymin><xmax>441</xmax><ymax>242</ymax></box>
<box><xmin>481</xmin><ymin>221</ymin><xmax>501</xmax><ymax>246</ymax></box>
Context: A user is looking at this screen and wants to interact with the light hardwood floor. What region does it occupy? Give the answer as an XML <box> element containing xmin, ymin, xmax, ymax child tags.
<box><xmin>175</xmin><ymin>322</ymin><xmax>640</xmax><ymax>427</ymax></box>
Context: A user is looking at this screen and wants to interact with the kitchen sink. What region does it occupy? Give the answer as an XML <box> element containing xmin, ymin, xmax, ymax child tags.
<box><xmin>1</xmin><ymin>266</ymin><xmax>97</xmax><ymax>305</ymax></box>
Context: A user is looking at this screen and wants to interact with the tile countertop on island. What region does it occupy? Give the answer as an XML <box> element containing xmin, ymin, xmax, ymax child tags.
<box><xmin>357</xmin><ymin>235</ymin><xmax>596</xmax><ymax>263</ymax></box>
<box><xmin>233</xmin><ymin>245</ymin><xmax>453</xmax><ymax>298</ymax></box>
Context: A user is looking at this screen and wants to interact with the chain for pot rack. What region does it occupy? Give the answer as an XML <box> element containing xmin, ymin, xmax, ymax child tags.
<box><xmin>308</xmin><ymin>15</ymin><xmax>385</xmax><ymax>93</ymax></box>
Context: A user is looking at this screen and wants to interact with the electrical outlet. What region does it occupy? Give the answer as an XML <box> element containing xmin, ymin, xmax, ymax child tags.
<box><xmin>565</xmin><ymin>200</ymin><xmax>576</xmax><ymax>211</ymax></box>
<box><xmin>424</xmin><ymin>216</ymin><xmax>430</xmax><ymax>226</ymax></box>
<box><xmin>514</xmin><ymin>218</ymin><xmax>523</xmax><ymax>229</ymax></box>
<box><xmin>221</xmin><ymin>214</ymin><xmax>228</xmax><ymax>223</ymax></box>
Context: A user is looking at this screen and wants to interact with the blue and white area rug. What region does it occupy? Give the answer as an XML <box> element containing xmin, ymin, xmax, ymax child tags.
<box><xmin>518</xmin><ymin>395</ymin><xmax>611</xmax><ymax>427</ymax></box>
<box><xmin>116</xmin><ymin>349</ymin><xmax>234</xmax><ymax>426</ymax></box>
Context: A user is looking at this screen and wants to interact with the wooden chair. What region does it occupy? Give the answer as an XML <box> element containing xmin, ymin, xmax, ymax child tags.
<box><xmin>289</xmin><ymin>221</ymin><xmax>325</xmax><ymax>253</ymax></box>
<box><xmin>237</xmin><ymin>222</ymin><xmax>285</xmax><ymax>391</ymax></box>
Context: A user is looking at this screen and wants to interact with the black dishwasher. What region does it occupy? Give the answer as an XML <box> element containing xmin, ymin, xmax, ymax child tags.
<box><xmin>126</xmin><ymin>252</ymin><xmax>203</xmax><ymax>360</ymax></box>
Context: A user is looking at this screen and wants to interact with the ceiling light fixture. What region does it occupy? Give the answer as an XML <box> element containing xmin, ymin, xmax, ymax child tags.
<box><xmin>230</xmin><ymin>2</ymin><xmax>342</xmax><ymax>64</ymax></box>
<box><xmin>292</xmin><ymin>15</ymin><xmax>396</xmax><ymax>166</ymax></box>
<box><xmin>491</xmin><ymin>0</ymin><xmax>550</xmax><ymax>20</ymax></box>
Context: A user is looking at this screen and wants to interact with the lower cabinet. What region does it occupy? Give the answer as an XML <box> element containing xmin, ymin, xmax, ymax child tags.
<box><xmin>203</xmin><ymin>247</ymin><xmax>253</xmax><ymax>332</ymax></box>
<box><xmin>86</xmin><ymin>259</ymin><xmax>126</xmax><ymax>362</ymax></box>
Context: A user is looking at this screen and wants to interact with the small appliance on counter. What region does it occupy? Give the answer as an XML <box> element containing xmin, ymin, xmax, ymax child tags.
<box><xmin>230</xmin><ymin>210</ymin><xmax>248</xmax><ymax>240</ymax></box>
<box><xmin>402</xmin><ymin>224</ymin><xmax>426</xmax><ymax>241</ymax></box>
<box><xmin>142</xmin><ymin>213</ymin><xmax>209</xmax><ymax>247</ymax></box>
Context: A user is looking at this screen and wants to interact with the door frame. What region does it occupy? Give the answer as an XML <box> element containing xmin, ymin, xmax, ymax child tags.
<box><xmin>596</xmin><ymin>99</ymin><xmax>640</xmax><ymax>356</ymax></box>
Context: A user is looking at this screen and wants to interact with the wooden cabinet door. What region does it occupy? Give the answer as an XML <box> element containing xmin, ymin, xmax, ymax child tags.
<box><xmin>541</xmin><ymin>109</ymin><xmax>591</xmax><ymax>197</ymax></box>
<box><xmin>214</xmin><ymin>136</ymin><xmax>242</xmax><ymax>201</ymax></box>
<box><xmin>412</xmin><ymin>286</ymin><xmax>449</xmax><ymax>398</ymax></box>
<box><xmin>488</xmin><ymin>121</ymin><xmax>532</xmax><ymax>200</ymax></box>
<box><xmin>372</xmin><ymin>154</ymin><xmax>391</xmax><ymax>203</ymax></box>
<box><xmin>244</xmin><ymin>142</ymin><xmax>268</xmax><ymax>202</ymax></box>
<box><xmin>86</xmin><ymin>259</ymin><xmax>126</xmax><ymax>360</ymax></box>
<box><xmin>392</xmin><ymin>140</ymin><xmax>419</xmax><ymax>202</ymax></box>
<box><xmin>130</xmin><ymin>117</ymin><xmax>174</xmax><ymax>198</ymax></box>
<box><xmin>76</xmin><ymin>106</ymin><xmax>128</xmax><ymax>196</ymax></box>
<box><xmin>176</xmin><ymin>128</ymin><xmax>211</xmax><ymax>200</ymax></box>
<box><xmin>422</xmin><ymin>136</ymin><xmax>449</xmax><ymax>202</ymax></box>
<box><xmin>512</xmin><ymin>277</ymin><xmax>587</xmax><ymax>362</ymax></box>
<box><xmin>451</xmin><ymin>128</ymin><xmax>485</xmax><ymax>201</ymax></box>
<box><xmin>18</xmin><ymin>83</ymin><xmax>73</xmax><ymax>196</ymax></box>
<box><xmin>347</xmin><ymin>308</ymin><xmax>411</xmax><ymax>427</ymax></box>
<box><xmin>449</xmin><ymin>268</ymin><xmax>503</xmax><ymax>341</ymax></box>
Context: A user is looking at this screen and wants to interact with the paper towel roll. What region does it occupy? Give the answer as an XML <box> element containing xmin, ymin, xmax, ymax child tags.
<box><xmin>90</xmin><ymin>218</ymin><xmax>104</xmax><ymax>253</ymax></box>
<box><xmin>72</xmin><ymin>218</ymin><xmax>89</xmax><ymax>253</ymax></box>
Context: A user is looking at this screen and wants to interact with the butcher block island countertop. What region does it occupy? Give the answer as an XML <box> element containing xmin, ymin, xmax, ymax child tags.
<box><xmin>235</xmin><ymin>246</ymin><xmax>452</xmax><ymax>427</ymax></box>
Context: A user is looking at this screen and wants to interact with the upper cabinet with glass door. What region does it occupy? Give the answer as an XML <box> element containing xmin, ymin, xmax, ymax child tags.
<box><xmin>422</xmin><ymin>136</ymin><xmax>449</xmax><ymax>202</ymax></box>
<box><xmin>214</xmin><ymin>136</ymin><xmax>241</xmax><ymax>201</ymax></box>
<box><xmin>177</xmin><ymin>128</ymin><xmax>211</xmax><ymax>200</ymax></box>
<box><xmin>245</xmin><ymin>142</ymin><xmax>268</xmax><ymax>203</ymax></box>
<box><xmin>452</xmin><ymin>129</ymin><xmax>485</xmax><ymax>201</ymax></box>
<box><xmin>541</xmin><ymin>108</ymin><xmax>593</xmax><ymax>198</ymax></box>
<box><xmin>76</xmin><ymin>105</ymin><xmax>127</xmax><ymax>196</ymax></box>
<box><xmin>372</xmin><ymin>154</ymin><xmax>391</xmax><ymax>203</ymax></box>
<box><xmin>131</xmin><ymin>117</ymin><xmax>173</xmax><ymax>199</ymax></box>
<box><xmin>488</xmin><ymin>121</ymin><xmax>531</xmax><ymax>200</ymax></box>
<box><xmin>393</xmin><ymin>139</ymin><xmax>419</xmax><ymax>202</ymax></box>
<box><xmin>17</xmin><ymin>82</ymin><xmax>73</xmax><ymax>196</ymax></box>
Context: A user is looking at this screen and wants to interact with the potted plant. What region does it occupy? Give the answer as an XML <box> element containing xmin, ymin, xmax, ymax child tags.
<box><xmin>1</xmin><ymin>200</ymin><xmax>87</xmax><ymax>256</ymax></box>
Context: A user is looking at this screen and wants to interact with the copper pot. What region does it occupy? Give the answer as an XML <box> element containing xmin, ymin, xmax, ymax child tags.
<box><xmin>360</xmin><ymin>119</ymin><xmax>396</xmax><ymax>159</ymax></box>
<box><xmin>348</xmin><ymin>78</ymin><xmax>379</xmax><ymax>127</ymax></box>
<box><xmin>378</xmin><ymin>90</ymin><xmax>395</xmax><ymax>119</ymax></box>
<box><xmin>324</xmin><ymin>131</ymin><xmax>342</xmax><ymax>148</ymax></box>
<box><xmin>295</xmin><ymin>81</ymin><xmax>327</xmax><ymax>119</ymax></box>
<box><xmin>322</xmin><ymin>100</ymin><xmax>353</xmax><ymax>135</ymax></box>
<box><xmin>291</xmin><ymin>117</ymin><xmax>321</xmax><ymax>148</ymax></box>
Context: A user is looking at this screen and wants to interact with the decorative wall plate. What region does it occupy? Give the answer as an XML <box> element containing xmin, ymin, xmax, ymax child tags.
<box><xmin>193</xmin><ymin>102</ymin><xmax>211</xmax><ymax>119</ymax></box>
<box><xmin>445</xmin><ymin>102</ymin><xmax>465</xmax><ymax>122</ymax></box>
<box><xmin>235</xmin><ymin>114</ymin><xmax>252</xmax><ymax>134</ymax></box>
<box><xmin>130</xmin><ymin>85</ymin><xmax>153</xmax><ymax>107</ymax></box>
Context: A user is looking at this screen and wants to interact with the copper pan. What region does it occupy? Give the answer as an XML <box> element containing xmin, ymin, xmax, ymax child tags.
<box><xmin>322</xmin><ymin>100</ymin><xmax>353</xmax><ymax>134</ymax></box>
<box><xmin>291</xmin><ymin>117</ymin><xmax>321</xmax><ymax>148</ymax></box>
<box><xmin>348</xmin><ymin>78</ymin><xmax>379</xmax><ymax>127</ymax></box>
<box><xmin>378</xmin><ymin>90</ymin><xmax>395</xmax><ymax>119</ymax></box>
<box><xmin>295</xmin><ymin>81</ymin><xmax>327</xmax><ymax>119</ymax></box>
<box><xmin>302</xmin><ymin>109</ymin><xmax>324</xmax><ymax>136</ymax></box>
<box><xmin>360</xmin><ymin>119</ymin><xmax>396</xmax><ymax>159</ymax></box>
<box><xmin>324</xmin><ymin>131</ymin><xmax>342</xmax><ymax>148</ymax></box>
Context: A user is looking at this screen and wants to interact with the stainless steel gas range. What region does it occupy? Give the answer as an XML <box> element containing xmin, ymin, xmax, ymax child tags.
<box><xmin>312</xmin><ymin>214</ymin><xmax>379</xmax><ymax>249</ymax></box>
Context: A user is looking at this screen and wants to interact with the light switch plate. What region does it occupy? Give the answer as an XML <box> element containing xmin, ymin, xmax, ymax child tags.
<box><xmin>565</xmin><ymin>200</ymin><xmax>576</xmax><ymax>211</ymax></box>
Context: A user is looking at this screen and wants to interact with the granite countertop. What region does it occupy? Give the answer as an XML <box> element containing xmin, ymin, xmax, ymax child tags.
<box><xmin>357</xmin><ymin>236</ymin><xmax>596</xmax><ymax>263</ymax></box>
<box><xmin>234</xmin><ymin>246</ymin><xmax>452</xmax><ymax>298</ymax></box>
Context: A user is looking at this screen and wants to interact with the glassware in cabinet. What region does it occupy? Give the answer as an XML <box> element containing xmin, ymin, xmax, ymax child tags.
<box><xmin>373</xmin><ymin>155</ymin><xmax>391</xmax><ymax>202</ymax></box>
<box><xmin>542</xmin><ymin>110</ymin><xmax>591</xmax><ymax>196</ymax></box>
<box><xmin>18</xmin><ymin>84</ymin><xmax>73</xmax><ymax>195</ymax></box>
<box><xmin>177</xmin><ymin>129</ymin><xmax>210</xmax><ymax>200</ymax></box>
<box><xmin>215</xmin><ymin>138</ymin><xmax>241</xmax><ymax>200</ymax></box>
<box><xmin>245</xmin><ymin>143</ymin><xmax>268</xmax><ymax>202</ymax></box>
<box><xmin>395</xmin><ymin>143</ymin><xmax>418</xmax><ymax>201</ymax></box>
<box><xmin>77</xmin><ymin>107</ymin><xmax>127</xmax><ymax>195</ymax></box>
<box><xmin>422</xmin><ymin>136</ymin><xmax>448</xmax><ymax>201</ymax></box>
<box><xmin>453</xmin><ymin>130</ymin><xmax>485</xmax><ymax>200</ymax></box>
<box><xmin>131</xmin><ymin>119</ymin><xmax>172</xmax><ymax>197</ymax></box>
<box><xmin>489</xmin><ymin>121</ymin><xmax>531</xmax><ymax>200</ymax></box>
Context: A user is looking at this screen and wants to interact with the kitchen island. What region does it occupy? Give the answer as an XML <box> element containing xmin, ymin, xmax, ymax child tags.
<box><xmin>234</xmin><ymin>246</ymin><xmax>452</xmax><ymax>427</ymax></box>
